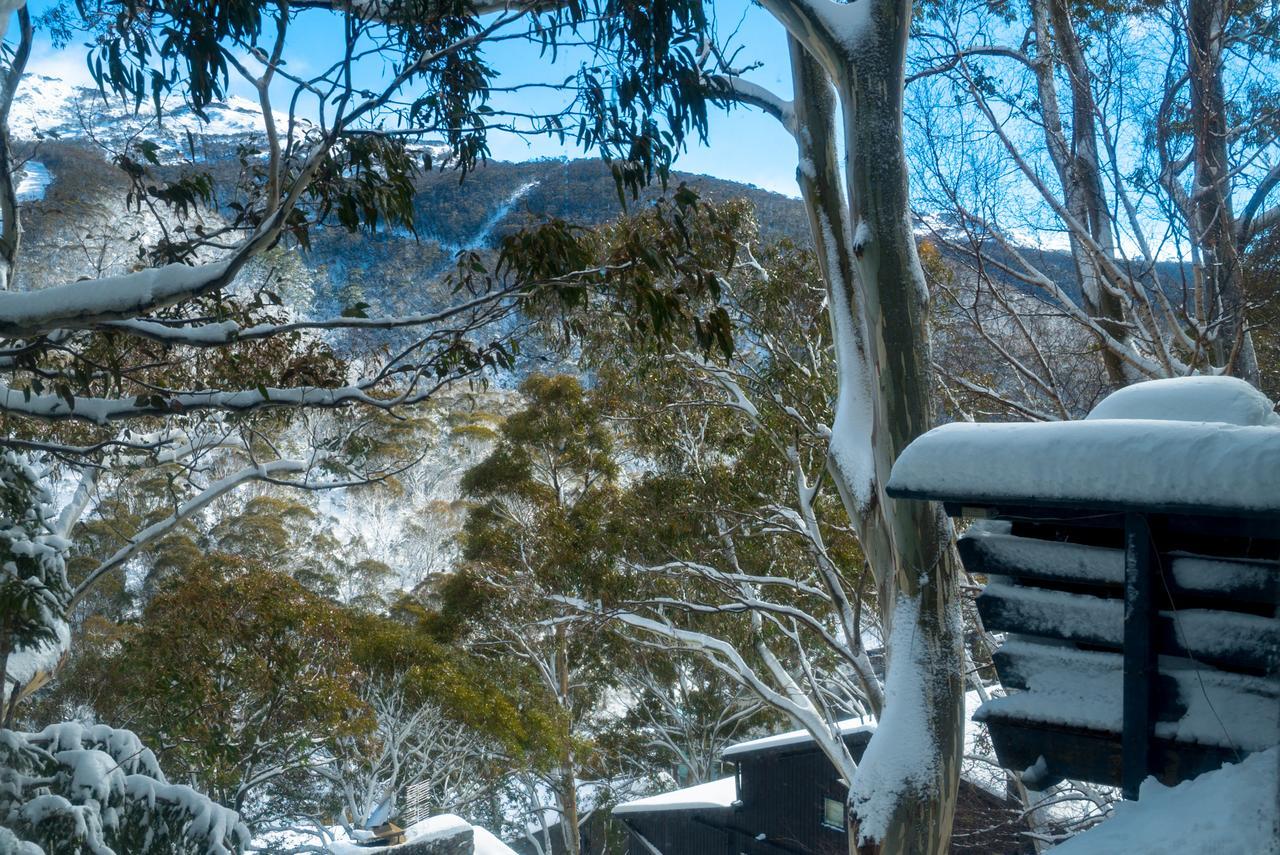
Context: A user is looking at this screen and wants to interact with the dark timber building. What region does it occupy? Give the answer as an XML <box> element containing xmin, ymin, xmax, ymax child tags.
<box><xmin>614</xmin><ymin>718</ymin><xmax>1028</xmax><ymax>854</ymax></box>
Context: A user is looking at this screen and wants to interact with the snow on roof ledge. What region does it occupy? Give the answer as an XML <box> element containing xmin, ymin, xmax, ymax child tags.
<box><xmin>888</xmin><ymin>378</ymin><xmax>1280</xmax><ymax>515</ymax></box>
<box><xmin>612</xmin><ymin>777</ymin><xmax>738</xmax><ymax>815</ymax></box>
<box><xmin>1047</xmin><ymin>746</ymin><xmax>1279</xmax><ymax>854</ymax></box>
<box><xmin>721</xmin><ymin>716</ymin><xmax>875</xmax><ymax>759</ymax></box>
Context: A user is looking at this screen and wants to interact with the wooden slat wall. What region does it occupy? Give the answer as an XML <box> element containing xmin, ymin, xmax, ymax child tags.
<box><xmin>959</xmin><ymin>515</ymin><xmax>1280</xmax><ymax>791</ymax></box>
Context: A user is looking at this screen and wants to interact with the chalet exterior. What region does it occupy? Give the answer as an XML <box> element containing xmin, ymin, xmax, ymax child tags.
<box><xmin>613</xmin><ymin>720</ymin><xmax>1027</xmax><ymax>854</ymax></box>
<box><xmin>886</xmin><ymin>376</ymin><xmax>1280</xmax><ymax>800</ymax></box>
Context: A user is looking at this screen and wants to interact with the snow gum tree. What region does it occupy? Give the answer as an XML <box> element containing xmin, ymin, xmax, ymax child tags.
<box><xmin>908</xmin><ymin>0</ymin><xmax>1278</xmax><ymax>415</ymax></box>
<box><xmin>444</xmin><ymin>373</ymin><xmax>626</xmax><ymax>855</ymax></box>
<box><xmin>697</xmin><ymin>3</ymin><xmax>966</xmax><ymax>850</ymax></box>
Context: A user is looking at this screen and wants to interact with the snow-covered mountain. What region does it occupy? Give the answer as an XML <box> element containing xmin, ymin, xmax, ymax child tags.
<box><xmin>9</xmin><ymin>73</ymin><xmax>268</xmax><ymax>147</ymax></box>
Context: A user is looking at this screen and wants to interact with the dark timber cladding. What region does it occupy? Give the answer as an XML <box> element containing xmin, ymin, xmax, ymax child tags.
<box><xmin>616</xmin><ymin>728</ymin><xmax>1026</xmax><ymax>854</ymax></box>
<box><xmin>886</xmin><ymin>441</ymin><xmax>1280</xmax><ymax>800</ymax></box>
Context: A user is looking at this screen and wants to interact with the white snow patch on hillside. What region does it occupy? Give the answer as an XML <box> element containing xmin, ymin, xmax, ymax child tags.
<box><xmin>1048</xmin><ymin>747</ymin><xmax>1280</xmax><ymax>854</ymax></box>
<box><xmin>7</xmin><ymin>74</ymin><xmax>286</xmax><ymax>154</ymax></box>
<box><xmin>16</xmin><ymin>161</ymin><xmax>51</xmax><ymax>202</ymax></box>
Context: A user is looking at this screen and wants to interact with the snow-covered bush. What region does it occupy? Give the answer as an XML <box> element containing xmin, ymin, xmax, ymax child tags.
<box><xmin>0</xmin><ymin>451</ymin><xmax>71</xmax><ymax>703</ymax></box>
<box><xmin>0</xmin><ymin>453</ymin><xmax>250</xmax><ymax>853</ymax></box>
<box><xmin>0</xmin><ymin>723</ymin><xmax>250</xmax><ymax>853</ymax></box>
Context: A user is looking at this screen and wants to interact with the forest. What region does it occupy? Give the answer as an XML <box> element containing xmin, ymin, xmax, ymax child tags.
<box><xmin>0</xmin><ymin>0</ymin><xmax>1277</xmax><ymax>853</ymax></box>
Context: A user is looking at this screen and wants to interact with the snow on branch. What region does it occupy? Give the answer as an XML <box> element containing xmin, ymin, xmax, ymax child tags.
<box><xmin>554</xmin><ymin>595</ymin><xmax>862</xmax><ymax>785</ymax></box>
<box><xmin>0</xmin><ymin>258</ymin><xmax>238</xmax><ymax>338</ymax></box>
<box><xmin>69</xmin><ymin>458</ymin><xmax>306</xmax><ymax>606</ymax></box>
<box><xmin>0</xmin><ymin>380</ymin><xmax>437</xmax><ymax>425</ymax></box>
<box><xmin>704</xmin><ymin>75</ymin><xmax>796</xmax><ymax>136</ymax></box>
<box><xmin>2</xmin><ymin>722</ymin><xmax>250</xmax><ymax>854</ymax></box>
<box><xmin>98</xmin><ymin>285</ymin><xmax>517</xmax><ymax>347</ymax></box>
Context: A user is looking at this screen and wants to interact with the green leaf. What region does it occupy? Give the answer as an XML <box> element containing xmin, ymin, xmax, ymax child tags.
<box><xmin>138</xmin><ymin>140</ymin><xmax>161</xmax><ymax>165</ymax></box>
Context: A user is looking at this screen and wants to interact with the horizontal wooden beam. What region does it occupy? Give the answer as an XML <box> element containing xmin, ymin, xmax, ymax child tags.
<box><xmin>980</xmin><ymin>714</ymin><xmax>1244</xmax><ymax>791</ymax></box>
<box><xmin>958</xmin><ymin>529</ymin><xmax>1280</xmax><ymax>605</ymax></box>
<box><xmin>976</xmin><ymin>583</ymin><xmax>1280</xmax><ymax>672</ymax></box>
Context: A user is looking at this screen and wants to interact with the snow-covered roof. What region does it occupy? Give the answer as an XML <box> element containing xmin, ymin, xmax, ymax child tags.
<box><xmin>888</xmin><ymin>377</ymin><xmax>1280</xmax><ymax>515</ymax></box>
<box><xmin>472</xmin><ymin>826</ymin><xmax>519</xmax><ymax>855</ymax></box>
<box><xmin>722</xmin><ymin>716</ymin><xmax>875</xmax><ymax>759</ymax></box>
<box><xmin>1047</xmin><ymin>746</ymin><xmax>1279</xmax><ymax>854</ymax></box>
<box><xmin>612</xmin><ymin>777</ymin><xmax>738</xmax><ymax>815</ymax></box>
<box><xmin>326</xmin><ymin>814</ymin><xmax>516</xmax><ymax>854</ymax></box>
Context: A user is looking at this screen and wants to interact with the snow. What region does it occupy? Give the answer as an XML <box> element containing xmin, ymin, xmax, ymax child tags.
<box><xmin>0</xmin><ymin>258</ymin><xmax>233</xmax><ymax>338</ymax></box>
<box><xmin>1048</xmin><ymin>747</ymin><xmax>1280</xmax><ymax>854</ymax></box>
<box><xmin>963</xmin><ymin>520</ymin><xmax>1123</xmax><ymax>585</ymax></box>
<box><xmin>4</xmin><ymin>616</ymin><xmax>69</xmax><ymax>686</ymax></box>
<box><xmin>974</xmin><ymin>641</ymin><xmax>1279</xmax><ymax>751</ymax></box>
<box><xmin>1085</xmin><ymin>376</ymin><xmax>1280</xmax><ymax>427</ymax></box>
<box><xmin>16</xmin><ymin>161</ymin><xmax>51</xmax><ymax>202</ymax></box>
<box><xmin>471</xmin><ymin>826</ymin><xmax>519</xmax><ymax>855</ymax></box>
<box><xmin>326</xmin><ymin>813</ymin><xmax>513</xmax><ymax>854</ymax></box>
<box><xmin>7</xmin><ymin>722</ymin><xmax>250</xmax><ymax>853</ymax></box>
<box><xmin>0</xmin><ymin>826</ymin><xmax>42</xmax><ymax>855</ymax></box>
<box><xmin>822</xmin><ymin>206</ymin><xmax>876</xmax><ymax>513</ymax></box>
<box><xmin>960</xmin><ymin>690</ymin><xmax>1009</xmax><ymax>799</ymax></box>
<box><xmin>890</xmin><ymin>418</ymin><xmax>1280</xmax><ymax>513</ymax></box>
<box><xmin>814</xmin><ymin>0</ymin><xmax>875</xmax><ymax>51</ymax></box>
<box><xmin>1161</xmin><ymin>608</ymin><xmax>1278</xmax><ymax>664</ymax></box>
<box><xmin>0</xmin><ymin>0</ymin><xmax>24</xmax><ymax>40</ymax></box>
<box><xmin>123</xmin><ymin>775</ymin><xmax>247</xmax><ymax>849</ymax></box>
<box><xmin>981</xmin><ymin>582</ymin><xmax>1122</xmax><ymax>643</ymax></box>
<box><xmin>847</xmin><ymin>594</ymin><xmax>944</xmax><ymax>847</ymax></box>
<box><xmin>962</xmin><ymin>522</ymin><xmax>1274</xmax><ymax>601</ymax></box>
<box><xmin>1169</xmin><ymin>553</ymin><xmax>1279</xmax><ymax>597</ymax></box>
<box><xmin>722</xmin><ymin>717</ymin><xmax>875</xmax><ymax>758</ymax></box>
<box><xmin>964</xmin><ymin>522</ymin><xmax>1279</xmax><ymax>597</ymax></box>
<box><xmin>612</xmin><ymin>777</ymin><xmax>739</xmax><ymax>815</ymax></box>
<box><xmin>980</xmin><ymin>580</ymin><xmax>1277</xmax><ymax>666</ymax></box>
<box><xmin>58</xmin><ymin>749</ymin><xmax>125</xmax><ymax>804</ymax></box>
<box><xmin>889</xmin><ymin>377</ymin><xmax>1280</xmax><ymax>513</ymax></box>
<box><xmin>7</xmin><ymin>74</ymin><xmax>274</xmax><ymax>149</ymax></box>
<box><xmin>434</xmin><ymin>181</ymin><xmax>540</xmax><ymax>252</ymax></box>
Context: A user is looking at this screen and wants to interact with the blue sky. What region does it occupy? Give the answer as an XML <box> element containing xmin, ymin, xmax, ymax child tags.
<box><xmin>20</xmin><ymin>0</ymin><xmax>803</xmax><ymax>196</ymax></box>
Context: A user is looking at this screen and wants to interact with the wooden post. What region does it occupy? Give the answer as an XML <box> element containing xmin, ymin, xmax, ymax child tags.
<box><xmin>1122</xmin><ymin>513</ymin><xmax>1156</xmax><ymax>799</ymax></box>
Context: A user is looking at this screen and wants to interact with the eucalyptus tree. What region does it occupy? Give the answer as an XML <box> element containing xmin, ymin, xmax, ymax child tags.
<box><xmin>667</xmin><ymin>6</ymin><xmax>970</xmax><ymax>850</ymax></box>
<box><xmin>445</xmin><ymin>373</ymin><xmax>627</xmax><ymax>855</ymax></box>
<box><xmin>0</xmin><ymin>0</ymin><xmax>731</xmax><ymax>720</ymax></box>
<box><xmin>907</xmin><ymin>0</ymin><xmax>1278</xmax><ymax>416</ymax></box>
<box><xmin>4</xmin><ymin>0</ymin><xmax>991</xmax><ymax>851</ymax></box>
<box><xmin>546</xmin><ymin>201</ymin><xmax>908</xmax><ymax>834</ymax></box>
